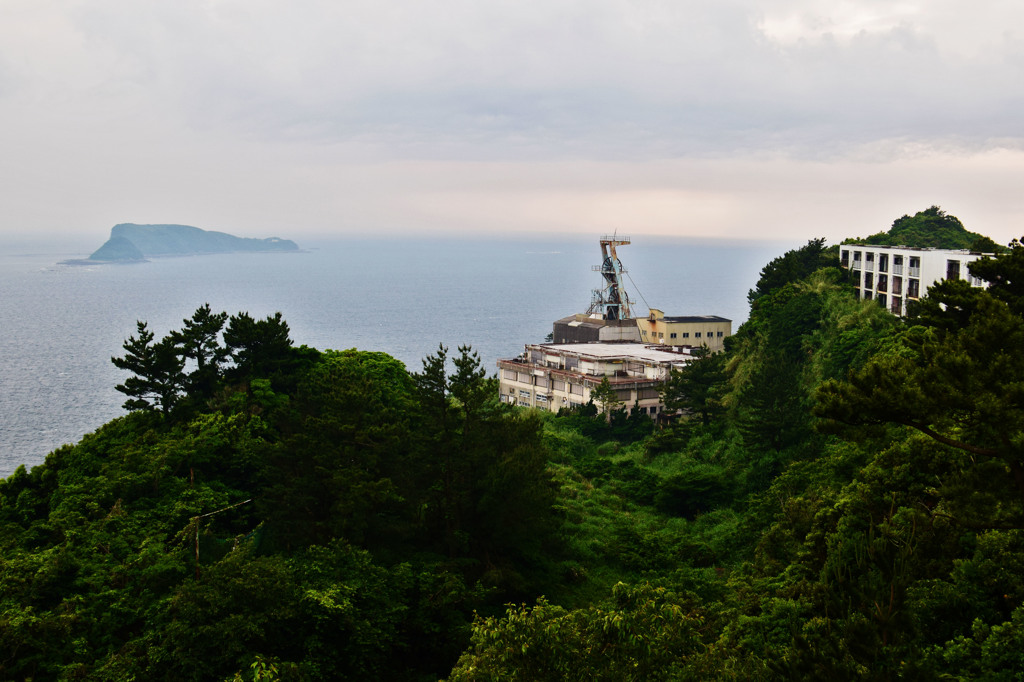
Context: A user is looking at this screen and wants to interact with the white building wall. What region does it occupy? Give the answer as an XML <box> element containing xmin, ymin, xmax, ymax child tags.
<box><xmin>841</xmin><ymin>245</ymin><xmax>991</xmax><ymax>316</ymax></box>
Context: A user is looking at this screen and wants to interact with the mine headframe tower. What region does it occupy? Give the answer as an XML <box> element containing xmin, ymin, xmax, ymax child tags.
<box><xmin>586</xmin><ymin>235</ymin><xmax>635</xmax><ymax>321</ymax></box>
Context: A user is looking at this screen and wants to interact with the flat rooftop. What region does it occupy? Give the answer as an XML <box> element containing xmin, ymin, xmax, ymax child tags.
<box><xmin>660</xmin><ymin>315</ymin><xmax>731</xmax><ymax>323</ymax></box>
<box><xmin>528</xmin><ymin>342</ymin><xmax>694</xmax><ymax>366</ymax></box>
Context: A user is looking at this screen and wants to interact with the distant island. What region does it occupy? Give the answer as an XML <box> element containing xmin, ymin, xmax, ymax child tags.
<box><xmin>79</xmin><ymin>223</ymin><xmax>299</xmax><ymax>263</ymax></box>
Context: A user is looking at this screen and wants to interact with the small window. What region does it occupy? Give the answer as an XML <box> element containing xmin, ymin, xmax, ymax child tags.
<box><xmin>717</xmin><ymin>331</ymin><xmax>723</xmax><ymax>337</ymax></box>
<box><xmin>682</xmin><ymin>332</ymin><xmax>689</xmax><ymax>338</ymax></box>
<box><xmin>695</xmin><ymin>332</ymin><xmax>701</xmax><ymax>338</ymax></box>
<box><xmin>670</xmin><ymin>332</ymin><xmax>677</xmax><ymax>339</ymax></box>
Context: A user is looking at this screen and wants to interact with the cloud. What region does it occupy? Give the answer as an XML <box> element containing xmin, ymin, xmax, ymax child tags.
<box><xmin>1</xmin><ymin>0</ymin><xmax>1023</xmax><ymax>241</ymax></box>
<box><xmin>5</xmin><ymin>0</ymin><xmax>1018</xmax><ymax>160</ymax></box>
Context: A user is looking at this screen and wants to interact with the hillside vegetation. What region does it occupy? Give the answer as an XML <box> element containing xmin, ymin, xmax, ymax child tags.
<box><xmin>3</xmin><ymin>211</ymin><xmax>1024</xmax><ymax>680</ymax></box>
<box><xmin>843</xmin><ymin>205</ymin><xmax>1004</xmax><ymax>252</ymax></box>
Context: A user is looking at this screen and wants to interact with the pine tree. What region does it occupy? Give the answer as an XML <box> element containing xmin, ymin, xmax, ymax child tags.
<box><xmin>223</xmin><ymin>312</ymin><xmax>293</xmax><ymax>380</ymax></box>
<box><xmin>111</xmin><ymin>321</ymin><xmax>186</xmax><ymax>413</ymax></box>
<box><xmin>171</xmin><ymin>304</ymin><xmax>229</xmax><ymax>400</ymax></box>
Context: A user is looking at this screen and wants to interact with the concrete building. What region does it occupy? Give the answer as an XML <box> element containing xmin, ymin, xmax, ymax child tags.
<box><xmin>552</xmin><ymin>314</ymin><xmax>641</xmax><ymax>344</ymax></box>
<box><xmin>840</xmin><ymin>245</ymin><xmax>992</xmax><ymax>316</ymax></box>
<box><xmin>497</xmin><ymin>342</ymin><xmax>694</xmax><ymax>416</ymax></box>
<box><xmin>636</xmin><ymin>309</ymin><xmax>731</xmax><ymax>353</ymax></box>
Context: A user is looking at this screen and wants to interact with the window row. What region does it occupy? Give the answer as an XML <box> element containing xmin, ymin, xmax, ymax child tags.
<box><xmin>843</xmin><ymin>250</ymin><xmax>921</xmax><ymax>275</ymax></box>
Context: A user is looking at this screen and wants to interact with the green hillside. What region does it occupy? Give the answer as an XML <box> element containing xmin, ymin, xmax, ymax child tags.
<box><xmin>3</xmin><ymin>210</ymin><xmax>1024</xmax><ymax>680</ymax></box>
<box><xmin>845</xmin><ymin>205</ymin><xmax>1005</xmax><ymax>251</ymax></box>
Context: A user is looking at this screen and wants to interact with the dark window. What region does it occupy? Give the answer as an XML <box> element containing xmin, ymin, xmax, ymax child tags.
<box><xmin>864</xmin><ymin>272</ymin><xmax>873</xmax><ymax>289</ymax></box>
<box><xmin>841</xmin><ymin>250</ymin><xmax>850</xmax><ymax>266</ymax></box>
<box><xmin>892</xmin><ymin>276</ymin><xmax>902</xmax><ymax>295</ymax></box>
<box><xmin>878</xmin><ymin>253</ymin><xmax>888</xmax><ymax>272</ymax></box>
<box><xmin>670</xmin><ymin>332</ymin><xmax>677</xmax><ymax>339</ymax></box>
<box><xmin>947</xmin><ymin>260</ymin><xmax>961</xmax><ymax>280</ymax></box>
<box><xmin>695</xmin><ymin>332</ymin><xmax>702</xmax><ymax>338</ymax></box>
<box><xmin>717</xmin><ymin>331</ymin><xmax>723</xmax><ymax>337</ymax></box>
<box><xmin>908</xmin><ymin>279</ymin><xmax>920</xmax><ymax>298</ymax></box>
<box><xmin>877</xmin><ymin>294</ymin><xmax>887</xmax><ymax>308</ymax></box>
<box><xmin>877</xmin><ymin>274</ymin><xmax>888</xmax><ymax>292</ymax></box>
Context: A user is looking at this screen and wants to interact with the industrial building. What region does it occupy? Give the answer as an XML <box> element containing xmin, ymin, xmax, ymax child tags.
<box><xmin>498</xmin><ymin>235</ymin><xmax>731</xmax><ymax>416</ymax></box>
<box><xmin>636</xmin><ymin>309</ymin><xmax>731</xmax><ymax>353</ymax></box>
<box><xmin>498</xmin><ymin>342</ymin><xmax>693</xmax><ymax>415</ymax></box>
<box><xmin>548</xmin><ymin>235</ymin><xmax>732</xmax><ymax>350</ymax></box>
<box><xmin>839</xmin><ymin>245</ymin><xmax>992</xmax><ymax>316</ymax></box>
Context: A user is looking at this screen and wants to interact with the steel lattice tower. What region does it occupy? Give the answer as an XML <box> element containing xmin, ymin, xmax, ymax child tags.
<box><xmin>586</xmin><ymin>235</ymin><xmax>634</xmax><ymax>320</ymax></box>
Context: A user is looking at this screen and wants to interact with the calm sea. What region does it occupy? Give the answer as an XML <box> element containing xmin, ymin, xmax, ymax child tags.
<box><xmin>0</xmin><ymin>234</ymin><xmax>794</xmax><ymax>477</ymax></box>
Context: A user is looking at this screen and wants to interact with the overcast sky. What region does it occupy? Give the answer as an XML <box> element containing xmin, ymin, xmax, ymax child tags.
<box><xmin>3</xmin><ymin>0</ymin><xmax>1023</xmax><ymax>245</ymax></box>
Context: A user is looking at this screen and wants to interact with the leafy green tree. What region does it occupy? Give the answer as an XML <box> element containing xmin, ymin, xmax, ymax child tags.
<box><xmin>737</xmin><ymin>351</ymin><xmax>809</xmax><ymax>456</ymax></box>
<box><xmin>970</xmin><ymin>234</ymin><xmax>1006</xmax><ymax>254</ymax></box>
<box><xmin>969</xmin><ymin>236</ymin><xmax>1024</xmax><ymax>314</ymax></box>
<box><xmin>748</xmin><ymin>238</ymin><xmax>837</xmax><ymax>304</ymax></box>
<box><xmin>447</xmin><ymin>583</ymin><xmax>706</xmax><ymax>681</ymax></box>
<box><xmin>590</xmin><ymin>376</ymin><xmax>623</xmax><ymax>418</ymax></box>
<box><xmin>111</xmin><ymin>321</ymin><xmax>186</xmax><ymax>413</ymax></box>
<box><xmin>660</xmin><ymin>346</ymin><xmax>726</xmax><ymax>427</ymax></box>
<box><xmin>816</xmin><ymin>292</ymin><xmax>1024</xmax><ymax>518</ymax></box>
<box><xmin>256</xmin><ymin>350</ymin><xmax>413</xmax><ymax>550</ymax></box>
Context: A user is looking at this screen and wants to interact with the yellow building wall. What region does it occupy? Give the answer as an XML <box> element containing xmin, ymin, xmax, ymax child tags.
<box><xmin>636</xmin><ymin>309</ymin><xmax>730</xmax><ymax>353</ymax></box>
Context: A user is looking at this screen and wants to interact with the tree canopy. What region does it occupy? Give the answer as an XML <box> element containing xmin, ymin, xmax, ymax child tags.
<box><xmin>845</xmin><ymin>205</ymin><xmax>1000</xmax><ymax>250</ymax></box>
<box><xmin>6</xmin><ymin>220</ymin><xmax>1024</xmax><ymax>680</ymax></box>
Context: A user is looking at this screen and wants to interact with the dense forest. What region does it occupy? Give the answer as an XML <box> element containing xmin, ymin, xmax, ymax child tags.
<box><xmin>2</xmin><ymin>210</ymin><xmax>1024</xmax><ymax>680</ymax></box>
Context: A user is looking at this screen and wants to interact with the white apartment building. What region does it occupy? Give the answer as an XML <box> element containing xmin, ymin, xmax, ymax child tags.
<box><xmin>497</xmin><ymin>342</ymin><xmax>694</xmax><ymax>416</ymax></box>
<box><xmin>840</xmin><ymin>245</ymin><xmax>991</xmax><ymax>316</ymax></box>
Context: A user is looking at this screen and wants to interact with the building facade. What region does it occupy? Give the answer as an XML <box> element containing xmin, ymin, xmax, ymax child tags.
<box><xmin>635</xmin><ymin>309</ymin><xmax>732</xmax><ymax>353</ymax></box>
<box><xmin>552</xmin><ymin>314</ymin><xmax>642</xmax><ymax>344</ymax></box>
<box><xmin>840</xmin><ymin>245</ymin><xmax>991</xmax><ymax>316</ymax></box>
<box><xmin>497</xmin><ymin>342</ymin><xmax>693</xmax><ymax>417</ymax></box>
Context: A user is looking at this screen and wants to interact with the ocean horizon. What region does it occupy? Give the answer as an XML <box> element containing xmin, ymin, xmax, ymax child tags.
<box><xmin>0</xmin><ymin>232</ymin><xmax>798</xmax><ymax>476</ymax></box>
